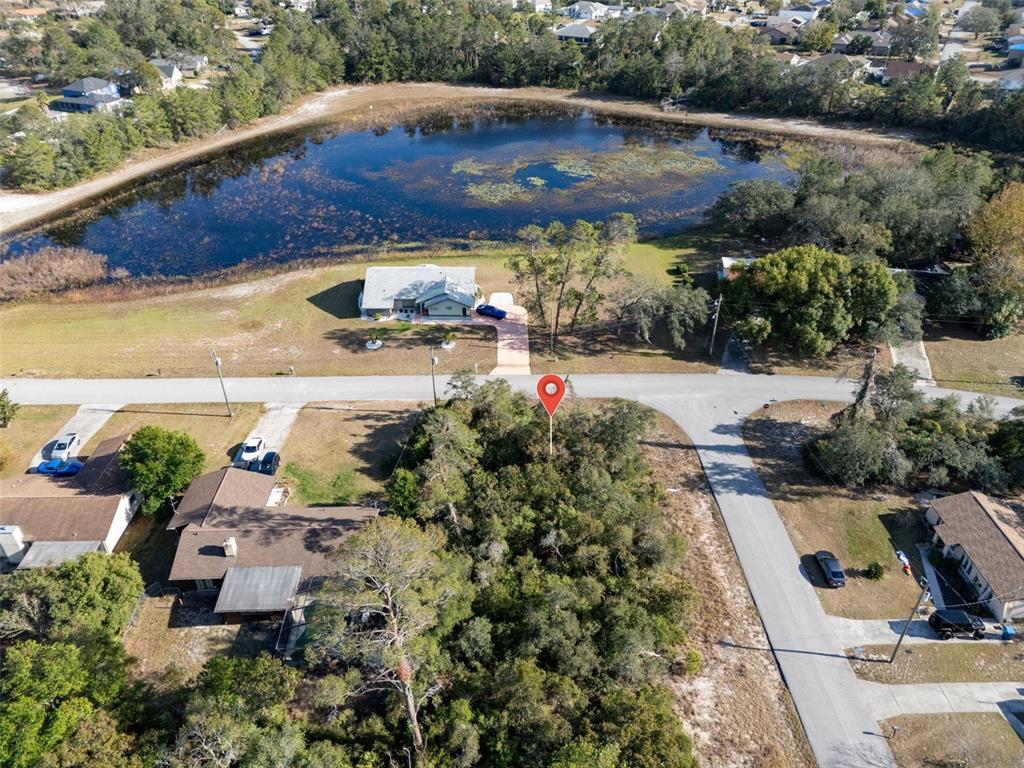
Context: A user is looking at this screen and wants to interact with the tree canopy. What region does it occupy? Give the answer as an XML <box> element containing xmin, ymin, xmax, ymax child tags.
<box><xmin>119</xmin><ymin>425</ymin><xmax>205</xmax><ymax>515</ymax></box>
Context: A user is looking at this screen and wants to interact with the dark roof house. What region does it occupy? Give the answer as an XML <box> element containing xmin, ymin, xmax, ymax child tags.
<box><xmin>926</xmin><ymin>491</ymin><xmax>1024</xmax><ymax>622</ymax></box>
<box><xmin>167</xmin><ymin>467</ymin><xmax>376</xmax><ymax>617</ymax></box>
<box><xmin>52</xmin><ymin>77</ymin><xmax>125</xmax><ymax>113</ymax></box>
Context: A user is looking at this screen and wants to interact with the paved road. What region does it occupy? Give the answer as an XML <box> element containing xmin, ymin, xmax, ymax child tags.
<box><xmin>5</xmin><ymin>372</ymin><xmax>1022</xmax><ymax>768</ymax></box>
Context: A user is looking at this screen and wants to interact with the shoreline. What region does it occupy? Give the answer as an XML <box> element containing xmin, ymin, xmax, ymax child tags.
<box><xmin>0</xmin><ymin>83</ymin><xmax>927</xmax><ymax>237</ymax></box>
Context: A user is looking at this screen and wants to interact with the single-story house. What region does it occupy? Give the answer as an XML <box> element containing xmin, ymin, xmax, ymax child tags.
<box><xmin>804</xmin><ymin>53</ymin><xmax>869</xmax><ymax>79</ymax></box>
<box><xmin>832</xmin><ymin>30</ymin><xmax>892</xmax><ymax>56</ymax></box>
<box><xmin>1009</xmin><ymin>43</ymin><xmax>1024</xmax><ymax>65</ymax></box>
<box><xmin>926</xmin><ymin>491</ymin><xmax>1024</xmax><ymax>622</ymax></box>
<box><xmin>556</xmin><ymin>21</ymin><xmax>598</xmax><ymax>42</ymax></box>
<box><xmin>0</xmin><ymin>435</ymin><xmax>140</xmax><ymax>570</ymax></box>
<box><xmin>167</xmin><ymin>467</ymin><xmax>375</xmax><ymax>620</ymax></box>
<box><xmin>178</xmin><ymin>54</ymin><xmax>209</xmax><ymax>77</ymax></box>
<box><xmin>359</xmin><ymin>264</ymin><xmax>479</xmax><ymax>319</ymax></box>
<box><xmin>880</xmin><ymin>59</ymin><xmax>928</xmax><ymax>84</ymax></box>
<box><xmin>760</xmin><ymin>21</ymin><xmax>801</xmax><ymax>45</ymax></box>
<box><xmin>149</xmin><ymin>58</ymin><xmax>182</xmax><ymax>89</ymax></box>
<box><xmin>51</xmin><ymin>77</ymin><xmax>125</xmax><ymax>113</ymax></box>
<box><xmin>646</xmin><ymin>0</ymin><xmax>707</xmax><ymax>18</ymax></box>
<box><xmin>779</xmin><ymin>4</ymin><xmax>819</xmax><ymax>23</ymax></box>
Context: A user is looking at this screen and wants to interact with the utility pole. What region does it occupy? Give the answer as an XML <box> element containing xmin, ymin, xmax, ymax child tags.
<box><xmin>211</xmin><ymin>349</ymin><xmax>233</xmax><ymax>418</ymax></box>
<box><xmin>890</xmin><ymin>578</ymin><xmax>930</xmax><ymax>664</ymax></box>
<box><xmin>429</xmin><ymin>346</ymin><xmax>439</xmax><ymax>406</ymax></box>
<box><xmin>708</xmin><ymin>295</ymin><xmax>723</xmax><ymax>357</ymax></box>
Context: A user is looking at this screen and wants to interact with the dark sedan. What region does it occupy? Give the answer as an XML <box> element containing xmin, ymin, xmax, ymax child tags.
<box><xmin>814</xmin><ymin>550</ymin><xmax>846</xmax><ymax>588</ymax></box>
<box><xmin>476</xmin><ymin>304</ymin><xmax>507</xmax><ymax>320</ymax></box>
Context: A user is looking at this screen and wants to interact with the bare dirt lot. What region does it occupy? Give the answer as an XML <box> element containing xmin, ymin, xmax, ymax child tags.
<box><xmin>644</xmin><ymin>412</ymin><xmax>814</xmax><ymax>768</ymax></box>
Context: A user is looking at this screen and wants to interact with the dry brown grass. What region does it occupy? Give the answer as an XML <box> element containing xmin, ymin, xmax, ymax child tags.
<box><xmin>114</xmin><ymin>512</ymin><xmax>179</xmax><ymax>585</ymax></box>
<box><xmin>0</xmin><ymin>404</ymin><xmax>78</xmax><ymax>477</ymax></box>
<box><xmin>883</xmin><ymin>713</ymin><xmax>1024</xmax><ymax>768</ymax></box>
<box><xmin>642</xmin><ymin>412</ymin><xmax>814</xmax><ymax>768</ymax></box>
<box><xmin>850</xmin><ymin>641</ymin><xmax>1024</xmax><ymax>685</ymax></box>
<box><xmin>0</xmin><ymin>258</ymin><xmax>501</xmax><ymax>378</ymax></box>
<box><xmin>279</xmin><ymin>402</ymin><xmax>420</xmax><ymax>506</ymax></box>
<box><xmin>925</xmin><ymin>324</ymin><xmax>1024</xmax><ymax>398</ymax></box>
<box><xmin>744</xmin><ymin>400</ymin><xmax>926</xmax><ymax>619</ymax></box>
<box><xmin>0</xmin><ymin>247</ymin><xmax>109</xmax><ymax>302</ymax></box>
<box><xmin>747</xmin><ymin>342</ymin><xmax>891</xmax><ymax>378</ymax></box>
<box><xmin>123</xmin><ymin>595</ymin><xmax>276</xmax><ymax>690</ymax></box>
<box><xmin>532</xmin><ymin>325</ymin><xmax>718</xmax><ymax>374</ymax></box>
<box><xmin>82</xmin><ymin>403</ymin><xmax>263</xmax><ymax>472</ymax></box>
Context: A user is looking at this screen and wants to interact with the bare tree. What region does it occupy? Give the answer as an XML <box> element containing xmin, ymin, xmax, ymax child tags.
<box><xmin>309</xmin><ymin>518</ymin><xmax>472</xmax><ymax>764</ymax></box>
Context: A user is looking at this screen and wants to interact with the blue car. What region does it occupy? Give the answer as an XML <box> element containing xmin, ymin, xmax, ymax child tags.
<box><xmin>476</xmin><ymin>304</ymin><xmax>507</xmax><ymax>320</ymax></box>
<box><xmin>36</xmin><ymin>459</ymin><xmax>83</xmax><ymax>477</ymax></box>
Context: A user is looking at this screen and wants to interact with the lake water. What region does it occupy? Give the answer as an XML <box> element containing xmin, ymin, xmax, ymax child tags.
<box><xmin>2</xmin><ymin>105</ymin><xmax>792</xmax><ymax>278</ymax></box>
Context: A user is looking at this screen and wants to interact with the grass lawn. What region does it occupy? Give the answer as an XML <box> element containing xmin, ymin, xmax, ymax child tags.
<box><xmin>0</xmin><ymin>405</ymin><xmax>77</xmax><ymax>477</ymax></box>
<box><xmin>82</xmin><ymin>403</ymin><xmax>263</xmax><ymax>472</ymax></box>
<box><xmin>925</xmin><ymin>325</ymin><xmax>1024</xmax><ymax>398</ymax></box>
<box><xmin>280</xmin><ymin>401</ymin><xmax>420</xmax><ymax>506</ymax></box>
<box><xmin>532</xmin><ymin>324</ymin><xmax>718</xmax><ymax>374</ymax></box>
<box><xmin>883</xmin><ymin>713</ymin><xmax>1024</xmax><ymax>768</ymax></box>
<box><xmin>0</xmin><ymin>227</ymin><xmax>736</xmax><ymax>378</ymax></box>
<box><xmin>850</xmin><ymin>641</ymin><xmax>1024</xmax><ymax>684</ymax></box>
<box><xmin>744</xmin><ymin>400</ymin><xmax>927</xmax><ymax>619</ymax></box>
<box><xmin>625</xmin><ymin>224</ymin><xmax>752</xmax><ymax>280</ymax></box>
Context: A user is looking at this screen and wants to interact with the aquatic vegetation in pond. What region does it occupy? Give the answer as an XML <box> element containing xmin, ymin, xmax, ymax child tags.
<box><xmin>589</xmin><ymin>145</ymin><xmax>721</xmax><ymax>180</ymax></box>
<box><xmin>451</xmin><ymin>158</ymin><xmax>487</xmax><ymax>176</ymax></box>
<box><xmin>526</xmin><ymin>176</ymin><xmax>546</xmax><ymax>188</ymax></box>
<box><xmin>552</xmin><ymin>156</ymin><xmax>596</xmax><ymax>179</ymax></box>
<box><xmin>465</xmin><ymin>181</ymin><xmax>531</xmax><ymax>204</ymax></box>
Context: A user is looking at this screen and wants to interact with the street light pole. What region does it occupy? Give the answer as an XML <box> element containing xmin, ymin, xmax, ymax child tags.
<box><xmin>429</xmin><ymin>346</ymin><xmax>439</xmax><ymax>406</ymax></box>
<box><xmin>211</xmin><ymin>348</ymin><xmax>233</xmax><ymax>418</ymax></box>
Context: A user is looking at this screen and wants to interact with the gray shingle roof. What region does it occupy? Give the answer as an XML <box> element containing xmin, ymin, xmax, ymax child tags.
<box><xmin>930</xmin><ymin>492</ymin><xmax>1024</xmax><ymax>598</ymax></box>
<box><xmin>17</xmin><ymin>540</ymin><xmax>102</xmax><ymax>569</ymax></box>
<box><xmin>361</xmin><ymin>265</ymin><xmax>476</xmax><ymax>310</ymax></box>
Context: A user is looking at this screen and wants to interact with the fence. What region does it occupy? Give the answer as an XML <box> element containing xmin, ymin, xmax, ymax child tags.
<box><xmin>121</xmin><ymin>581</ymin><xmax>180</xmax><ymax>639</ymax></box>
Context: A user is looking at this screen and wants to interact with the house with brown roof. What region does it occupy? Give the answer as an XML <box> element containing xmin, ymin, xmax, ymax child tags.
<box><xmin>167</xmin><ymin>467</ymin><xmax>375</xmax><ymax>620</ymax></box>
<box><xmin>0</xmin><ymin>436</ymin><xmax>140</xmax><ymax>570</ymax></box>
<box><xmin>926</xmin><ymin>491</ymin><xmax>1024</xmax><ymax>622</ymax></box>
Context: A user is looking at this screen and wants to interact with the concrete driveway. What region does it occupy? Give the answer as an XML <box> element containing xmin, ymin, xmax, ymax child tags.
<box><xmin>830</xmin><ymin>615</ymin><xmax>1009</xmax><ymax>647</ymax></box>
<box><xmin>247</xmin><ymin>402</ymin><xmax>304</xmax><ymax>452</ymax></box>
<box><xmin>28</xmin><ymin>403</ymin><xmax>124</xmax><ymax>469</ymax></box>
<box><xmin>478</xmin><ymin>292</ymin><xmax>530</xmax><ymax>375</ymax></box>
<box><xmin>862</xmin><ymin>680</ymin><xmax>1024</xmax><ymax>720</ymax></box>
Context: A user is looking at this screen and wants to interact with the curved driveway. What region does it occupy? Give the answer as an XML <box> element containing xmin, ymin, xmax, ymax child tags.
<box><xmin>6</xmin><ymin>373</ymin><xmax>1021</xmax><ymax>768</ymax></box>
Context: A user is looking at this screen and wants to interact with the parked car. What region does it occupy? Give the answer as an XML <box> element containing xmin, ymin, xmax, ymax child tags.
<box><xmin>254</xmin><ymin>451</ymin><xmax>280</xmax><ymax>476</ymax></box>
<box><xmin>928</xmin><ymin>609</ymin><xmax>986</xmax><ymax>640</ymax></box>
<box><xmin>236</xmin><ymin>436</ymin><xmax>265</xmax><ymax>465</ymax></box>
<box><xmin>36</xmin><ymin>459</ymin><xmax>83</xmax><ymax>477</ymax></box>
<box><xmin>50</xmin><ymin>433</ymin><xmax>81</xmax><ymax>462</ymax></box>
<box><xmin>814</xmin><ymin>550</ymin><xmax>846</xmax><ymax>587</ymax></box>
<box><xmin>476</xmin><ymin>304</ymin><xmax>507</xmax><ymax>320</ymax></box>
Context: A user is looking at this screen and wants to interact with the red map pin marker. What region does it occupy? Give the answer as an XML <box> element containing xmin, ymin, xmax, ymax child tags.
<box><xmin>537</xmin><ymin>374</ymin><xmax>566</xmax><ymax>417</ymax></box>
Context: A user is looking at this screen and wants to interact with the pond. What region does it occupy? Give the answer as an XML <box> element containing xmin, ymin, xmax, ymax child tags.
<box><xmin>2</xmin><ymin>104</ymin><xmax>793</xmax><ymax>278</ymax></box>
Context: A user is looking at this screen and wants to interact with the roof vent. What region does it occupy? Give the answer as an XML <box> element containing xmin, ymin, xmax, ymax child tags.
<box><xmin>223</xmin><ymin>537</ymin><xmax>237</xmax><ymax>557</ymax></box>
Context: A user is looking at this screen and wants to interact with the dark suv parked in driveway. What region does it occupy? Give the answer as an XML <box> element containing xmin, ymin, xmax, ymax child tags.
<box><xmin>928</xmin><ymin>609</ymin><xmax>986</xmax><ymax>640</ymax></box>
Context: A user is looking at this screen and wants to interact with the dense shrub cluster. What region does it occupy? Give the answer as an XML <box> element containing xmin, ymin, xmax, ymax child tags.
<box><xmin>0</xmin><ymin>247</ymin><xmax>109</xmax><ymax>301</ymax></box>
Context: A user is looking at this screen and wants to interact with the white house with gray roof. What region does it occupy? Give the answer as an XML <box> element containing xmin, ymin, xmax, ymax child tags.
<box><xmin>359</xmin><ymin>264</ymin><xmax>479</xmax><ymax>319</ymax></box>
